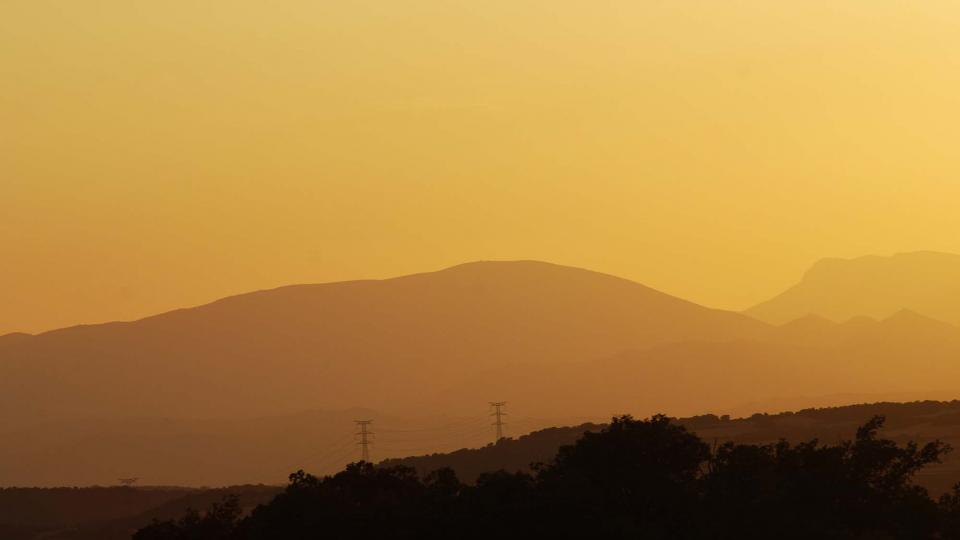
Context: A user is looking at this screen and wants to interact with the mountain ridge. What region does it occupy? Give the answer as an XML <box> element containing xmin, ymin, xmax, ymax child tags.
<box><xmin>747</xmin><ymin>251</ymin><xmax>960</xmax><ymax>325</ymax></box>
<box><xmin>0</xmin><ymin>260</ymin><xmax>768</xmax><ymax>429</ymax></box>
<box><xmin>5</xmin><ymin>258</ymin><xmax>960</xmax><ymax>486</ymax></box>
<box><xmin>0</xmin><ymin>260</ymin><xmax>750</xmax><ymax>340</ymax></box>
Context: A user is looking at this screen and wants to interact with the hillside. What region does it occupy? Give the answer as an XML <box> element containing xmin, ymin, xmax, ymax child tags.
<box><xmin>747</xmin><ymin>251</ymin><xmax>960</xmax><ymax>325</ymax></box>
<box><xmin>421</xmin><ymin>309</ymin><xmax>960</xmax><ymax>425</ymax></box>
<box><xmin>10</xmin><ymin>312</ymin><xmax>960</xmax><ymax>487</ymax></box>
<box><xmin>387</xmin><ymin>401</ymin><xmax>960</xmax><ymax>495</ymax></box>
<box><xmin>7</xmin><ymin>261</ymin><xmax>960</xmax><ymax>486</ymax></box>
<box><xmin>0</xmin><ymin>260</ymin><xmax>766</xmax><ymax>428</ymax></box>
<box><xmin>16</xmin><ymin>401</ymin><xmax>960</xmax><ymax>540</ymax></box>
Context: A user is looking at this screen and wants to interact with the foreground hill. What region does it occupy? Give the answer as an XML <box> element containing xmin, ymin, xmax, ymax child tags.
<box><xmin>139</xmin><ymin>409</ymin><xmax>960</xmax><ymax>539</ymax></box>
<box><xmin>747</xmin><ymin>251</ymin><xmax>960</xmax><ymax>325</ymax></box>
<box><xmin>387</xmin><ymin>400</ymin><xmax>960</xmax><ymax>495</ymax></box>
<box><xmin>0</xmin><ymin>260</ymin><xmax>766</xmax><ymax>428</ymax></box>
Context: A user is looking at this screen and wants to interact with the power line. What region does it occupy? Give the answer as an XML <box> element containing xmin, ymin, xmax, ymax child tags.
<box><xmin>375</xmin><ymin>426</ymin><xmax>494</xmax><ymax>456</ymax></box>
<box><xmin>277</xmin><ymin>435</ymin><xmax>356</xmax><ymax>477</ymax></box>
<box><xmin>374</xmin><ymin>420</ymin><xmax>492</xmax><ymax>444</ymax></box>
<box><xmin>355</xmin><ymin>420</ymin><xmax>374</xmax><ymax>462</ymax></box>
<box><xmin>375</xmin><ymin>416</ymin><xmax>557</xmax><ymax>449</ymax></box>
<box><xmin>490</xmin><ymin>402</ymin><xmax>507</xmax><ymax>443</ymax></box>
<box><xmin>314</xmin><ymin>441</ymin><xmax>365</xmax><ymax>473</ymax></box>
<box><xmin>376</xmin><ymin>416</ymin><xmax>489</xmax><ymax>433</ymax></box>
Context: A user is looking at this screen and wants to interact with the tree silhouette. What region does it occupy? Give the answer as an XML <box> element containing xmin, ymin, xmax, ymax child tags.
<box><xmin>135</xmin><ymin>415</ymin><xmax>955</xmax><ymax>540</ymax></box>
<box><xmin>133</xmin><ymin>495</ymin><xmax>240</xmax><ymax>540</ymax></box>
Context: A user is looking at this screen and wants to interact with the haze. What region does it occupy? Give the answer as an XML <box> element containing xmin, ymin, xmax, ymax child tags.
<box><xmin>5</xmin><ymin>1</ymin><xmax>960</xmax><ymax>335</ymax></box>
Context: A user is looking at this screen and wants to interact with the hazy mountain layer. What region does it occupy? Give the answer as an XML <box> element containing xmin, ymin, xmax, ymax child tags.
<box><xmin>0</xmin><ymin>261</ymin><xmax>765</xmax><ymax>427</ymax></box>
<box><xmin>4</xmin><ymin>260</ymin><xmax>960</xmax><ymax>486</ymax></box>
<box><xmin>747</xmin><ymin>251</ymin><xmax>960</xmax><ymax>325</ymax></box>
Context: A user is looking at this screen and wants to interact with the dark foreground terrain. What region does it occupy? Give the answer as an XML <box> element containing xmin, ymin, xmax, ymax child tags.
<box><xmin>12</xmin><ymin>401</ymin><xmax>960</xmax><ymax>539</ymax></box>
<box><xmin>136</xmin><ymin>413</ymin><xmax>960</xmax><ymax>539</ymax></box>
<box><xmin>390</xmin><ymin>400</ymin><xmax>960</xmax><ymax>495</ymax></box>
<box><xmin>0</xmin><ymin>485</ymin><xmax>279</xmax><ymax>540</ymax></box>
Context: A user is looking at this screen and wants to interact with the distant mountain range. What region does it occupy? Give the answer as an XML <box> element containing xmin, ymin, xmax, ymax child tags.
<box><xmin>0</xmin><ymin>261</ymin><xmax>765</xmax><ymax>427</ymax></box>
<box><xmin>4</xmin><ymin>256</ymin><xmax>960</xmax><ymax>486</ymax></box>
<box><xmin>747</xmin><ymin>251</ymin><xmax>960</xmax><ymax>325</ymax></box>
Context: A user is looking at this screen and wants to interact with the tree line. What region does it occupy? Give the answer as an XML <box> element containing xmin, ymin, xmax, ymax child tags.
<box><xmin>134</xmin><ymin>414</ymin><xmax>960</xmax><ymax>539</ymax></box>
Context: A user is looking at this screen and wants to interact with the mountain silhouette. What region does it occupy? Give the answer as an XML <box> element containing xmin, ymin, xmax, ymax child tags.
<box><xmin>766</xmin><ymin>309</ymin><xmax>960</xmax><ymax>347</ymax></box>
<box><xmin>0</xmin><ymin>260</ymin><xmax>766</xmax><ymax>429</ymax></box>
<box><xmin>7</xmin><ymin>259</ymin><xmax>960</xmax><ymax>486</ymax></box>
<box><xmin>746</xmin><ymin>251</ymin><xmax>960</xmax><ymax>325</ymax></box>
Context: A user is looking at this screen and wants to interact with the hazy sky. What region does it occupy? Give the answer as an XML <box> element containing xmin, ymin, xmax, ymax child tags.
<box><xmin>3</xmin><ymin>1</ymin><xmax>960</xmax><ymax>335</ymax></box>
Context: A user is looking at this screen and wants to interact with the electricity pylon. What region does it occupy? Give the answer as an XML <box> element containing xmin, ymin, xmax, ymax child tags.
<box><xmin>489</xmin><ymin>402</ymin><xmax>507</xmax><ymax>443</ymax></box>
<box><xmin>354</xmin><ymin>420</ymin><xmax>374</xmax><ymax>462</ymax></box>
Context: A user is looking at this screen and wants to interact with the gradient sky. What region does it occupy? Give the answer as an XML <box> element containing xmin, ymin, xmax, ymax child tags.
<box><xmin>3</xmin><ymin>1</ymin><xmax>960</xmax><ymax>335</ymax></box>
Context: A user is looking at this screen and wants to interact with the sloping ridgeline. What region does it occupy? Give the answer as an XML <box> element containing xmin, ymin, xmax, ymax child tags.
<box><xmin>386</xmin><ymin>400</ymin><xmax>960</xmax><ymax>494</ymax></box>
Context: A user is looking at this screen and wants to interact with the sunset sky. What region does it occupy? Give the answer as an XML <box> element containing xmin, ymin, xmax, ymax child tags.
<box><xmin>3</xmin><ymin>1</ymin><xmax>960</xmax><ymax>335</ymax></box>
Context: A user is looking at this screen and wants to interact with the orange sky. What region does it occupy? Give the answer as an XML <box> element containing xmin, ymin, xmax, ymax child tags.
<box><xmin>3</xmin><ymin>1</ymin><xmax>960</xmax><ymax>335</ymax></box>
